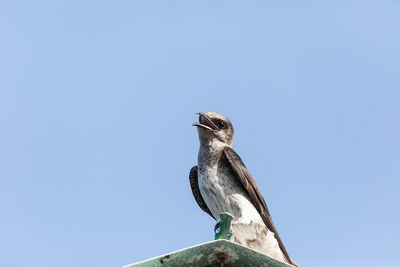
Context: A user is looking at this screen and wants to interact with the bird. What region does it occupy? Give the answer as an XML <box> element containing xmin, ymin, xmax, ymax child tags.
<box><xmin>189</xmin><ymin>112</ymin><xmax>297</xmax><ymax>266</ymax></box>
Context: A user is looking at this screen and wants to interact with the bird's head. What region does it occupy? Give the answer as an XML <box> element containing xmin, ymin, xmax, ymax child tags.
<box><xmin>193</xmin><ymin>112</ymin><xmax>234</xmax><ymax>147</ymax></box>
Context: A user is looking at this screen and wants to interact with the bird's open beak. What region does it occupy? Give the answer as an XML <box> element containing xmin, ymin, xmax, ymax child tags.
<box><xmin>192</xmin><ymin>112</ymin><xmax>218</xmax><ymax>131</ymax></box>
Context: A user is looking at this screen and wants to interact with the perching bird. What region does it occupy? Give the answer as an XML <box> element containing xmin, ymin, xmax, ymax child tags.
<box><xmin>190</xmin><ymin>112</ymin><xmax>296</xmax><ymax>266</ymax></box>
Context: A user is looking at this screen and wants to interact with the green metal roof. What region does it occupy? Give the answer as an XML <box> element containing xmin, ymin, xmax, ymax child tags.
<box><xmin>124</xmin><ymin>239</ymin><xmax>292</xmax><ymax>267</ymax></box>
<box><xmin>124</xmin><ymin>213</ymin><xmax>293</xmax><ymax>267</ymax></box>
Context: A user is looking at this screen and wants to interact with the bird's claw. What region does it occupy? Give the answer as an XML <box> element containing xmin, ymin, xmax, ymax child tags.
<box><xmin>214</xmin><ymin>221</ymin><xmax>221</xmax><ymax>233</ymax></box>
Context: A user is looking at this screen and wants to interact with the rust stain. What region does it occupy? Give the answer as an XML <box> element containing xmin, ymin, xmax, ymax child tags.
<box><xmin>216</xmin><ymin>252</ymin><xmax>228</xmax><ymax>267</ymax></box>
<box><xmin>159</xmin><ymin>255</ymin><xmax>170</xmax><ymax>264</ymax></box>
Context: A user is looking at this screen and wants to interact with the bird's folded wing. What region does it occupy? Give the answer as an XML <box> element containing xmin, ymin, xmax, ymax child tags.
<box><xmin>189</xmin><ymin>166</ymin><xmax>215</xmax><ymax>219</ymax></box>
<box><xmin>223</xmin><ymin>147</ymin><xmax>293</xmax><ymax>265</ymax></box>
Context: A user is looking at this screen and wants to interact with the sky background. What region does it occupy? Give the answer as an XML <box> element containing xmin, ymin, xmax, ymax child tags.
<box><xmin>1</xmin><ymin>1</ymin><xmax>399</xmax><ymax>267</ymax></box>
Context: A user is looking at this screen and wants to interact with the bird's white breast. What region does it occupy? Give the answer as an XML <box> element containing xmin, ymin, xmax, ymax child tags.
<box><xmin>198</xmin><ymin>164</ymin><xmax>263</xmax><ymax>224</ymax></box>
<box><xmin>198</xmin><ymin>162</ymin><xmax>287</xmax><ymax>263</ymax></box>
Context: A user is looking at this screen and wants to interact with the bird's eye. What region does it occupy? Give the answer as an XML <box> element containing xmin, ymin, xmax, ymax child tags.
<box><xmin>218</xmin><ymin>120</ymin><xmax>226</xmax><ymax>128</ymax></box>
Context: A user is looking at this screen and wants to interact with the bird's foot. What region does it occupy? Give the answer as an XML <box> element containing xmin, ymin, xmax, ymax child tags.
<box><xmin>214</xmin><ymin>221</ymin><xmax>221</xmax><ymax>233</ymax></box>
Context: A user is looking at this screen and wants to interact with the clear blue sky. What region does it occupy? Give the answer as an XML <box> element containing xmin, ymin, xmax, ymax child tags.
<box><xmin>1</xmin><ymin>1</ymin><xmax>399</xmax><ymax>266</ymax></box>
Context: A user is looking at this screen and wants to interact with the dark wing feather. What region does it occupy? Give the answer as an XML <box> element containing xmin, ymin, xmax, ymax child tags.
<box><xmin>189</xmin><ymin>166</ymin><xmax>215</xmax><ymax>219</ymax></box>
<box><xmin>223</xmin><ymin>147</ymin><xmax>293</xmax><ymax>265</ymax></box>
